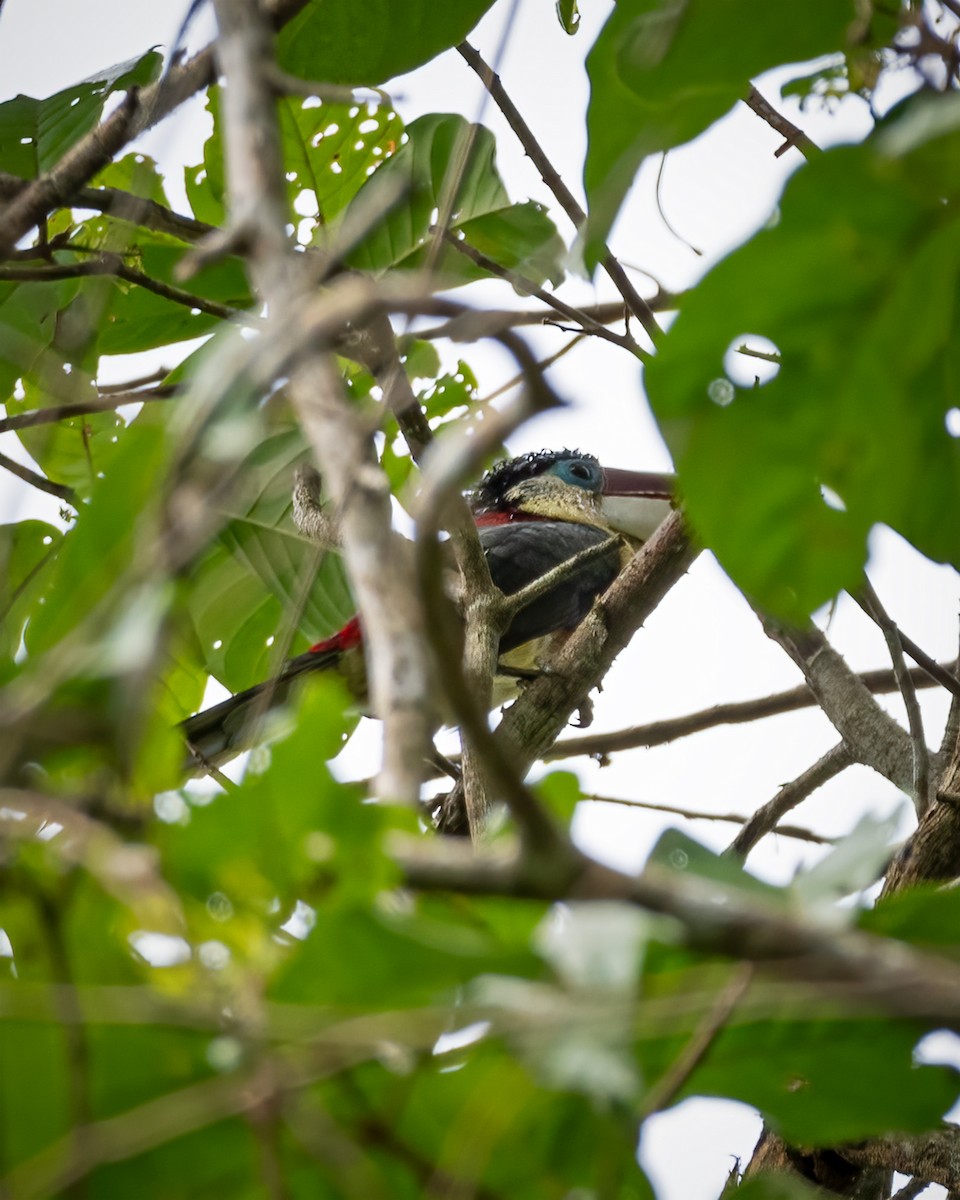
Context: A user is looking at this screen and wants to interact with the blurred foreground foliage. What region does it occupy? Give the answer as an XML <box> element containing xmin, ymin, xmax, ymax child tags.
<box><xmin>0</xmin><ymin>2</ymin><xmax>958</xmax><ymax>1198</ymax></box>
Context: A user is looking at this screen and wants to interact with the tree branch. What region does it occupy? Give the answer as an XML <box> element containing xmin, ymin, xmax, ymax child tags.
<box><xmin>544</xmin><ymin>663</ymin><xmax>951</xmax><ymax>762</ymax></box>
<box><xmin>0</xmin><ymin>255</ymin><xmax>240</xmax><ymax>321</ymax></box>
<box><xmin>744</xmin><ymin>85</ymin><xmax>821</xmax><ymax>159</ymax></box>
<box><xmin>210</xmin><ymin>0</ymin><xmax>434</xmax><ymax>805</ymax></box>
<box><xmin>457</xmin><ymin>41</ymin><xmax>662</xmax><ymax>347</ymax></box>
<box><xmin>727</xmin><ymin>742</ymin><xmax>854</xmax><ymax>861</ymax></box>
<box><xmin>0</xmin><ymin>447</ymin><xmax>75</xmax><ymax>504</ymax></box>
<box><xmin>759</xmin><ymin>619</ymin><xmax>919</xmax><ymax>795</ymax></box>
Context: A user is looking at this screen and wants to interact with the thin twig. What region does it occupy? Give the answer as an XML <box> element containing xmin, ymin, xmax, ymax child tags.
<box><xmin>545</xmin><ymin>663</ymin><xmax>951</xmax><ymax>762</ymax></box>
<box><xmin>856</xmin><ymin>581</ymin><xmax>932</xmax><ymax>814</ymax></box>
<box><xmin>582</xmin><ymin>793</ymin><xmax>832</xmax><ymax>845</ymax></box>
<box><xmin>0</xmin><ymin>257</ymin><xmax>241</xmax><ymax>321</ymax></box>
<box><xmin>744</xmin><ymin>85</ymin><xmax>821</xmax><ymax>159</ymax></box>
<box><xmin>727</xmin><ymin>742</ymin><xmax>853</xmax><ymax>861</ymax></box>
<box><xmin>97</xmin><ymin>369</ymin><xmax>171</xmax><ymax>394</ymax></box>
<box><xmin>439</xmin><ymin>229</ymin><xmax>645</xmax><ymax>357</ymax></box>
<box><xmin>0</xmin><ymin>447</ymin><xmax>75</xmax><ymax>503</ymax></box>
<box><xmin>0</xmin><ymin>174</ymin><xmax>214</xmax><ymax>245</ymax></box>
<box><xmin>637</xmin><ymin>964</ymin><xmax>753</xmax><ymax>1121</ymax></box>
<box><xmin>457</xmin><ymin>41</ymin><xmax>662</xmax><ymax>347</ymax></box>
<box><xmin>0</xmin><ymin>387</ymin><xmax>178</xmax><ymax>436</ymax></box>
<box><xmin>502</xmin><ymin>536</ymin><xmax>621</xmax><ymax>620</ymax></box>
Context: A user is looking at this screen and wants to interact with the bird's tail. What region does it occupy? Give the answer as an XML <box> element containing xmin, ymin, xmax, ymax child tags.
<box><xmin>181</xmin><ymin>618</ymin><xmax>361</xmax><ymax>771</ymax></box>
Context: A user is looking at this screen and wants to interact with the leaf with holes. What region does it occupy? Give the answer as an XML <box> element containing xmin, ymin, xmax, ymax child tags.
<box><xmin>645</xmin><ymin>101</ymin><xmax>960</xmax><ymax>620</ymax></box>
<box><xmin>185</xmin><ymin>427</ymin><xmax>355</xmax><ymax>692</ymax></box>
<box><xmin>0</xmin><ymin>50</ymin><xmax>161</xmax><ymax>181</ymax></box>
<box><xmin>346</xmin><ymin>114</ymin><xmax>565</xmax><ymax>287</ymax></box>
<box><xmin>185</xmin><ymin>87</ymin><xmax>403</xmax><ymax>239</ymax></box>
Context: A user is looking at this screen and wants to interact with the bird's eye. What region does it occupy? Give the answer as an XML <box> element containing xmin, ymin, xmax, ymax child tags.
<box><xmin>560</xmin><ymin>459</ymin><xmax>599</xmax><ymax>488</ymax></box>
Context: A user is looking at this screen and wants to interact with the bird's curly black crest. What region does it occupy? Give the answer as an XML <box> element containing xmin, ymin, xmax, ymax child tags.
<box><xmin>471</xmin><ymin>448</ymin><xmax>597</xmax><ymax>513</ymax></box>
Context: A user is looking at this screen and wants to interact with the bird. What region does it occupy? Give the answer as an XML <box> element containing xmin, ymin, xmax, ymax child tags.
<box><xmin>181</xmin><ymin>449</ymin><xmax>674</xmax><ymax>770</ymax></box>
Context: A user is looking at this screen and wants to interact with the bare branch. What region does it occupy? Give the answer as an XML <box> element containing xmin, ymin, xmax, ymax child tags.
<box><xmin>0</xmin><ymin>387</ymin><xmax>177</xmax><ymax>436</ymax></box>
<box><xmin>0</xmin><ymin>255</ymin><xmax>241</xmax><ymax>321</ymax></box>
<box><xmin>727</xmin><ymin>742</ymin><xmax>854</xmax><ymax>861</ymax></box>
<box><xmin>291</xmin><ymin>464</ymin><xmax>340</xmax><ymax>549</ymax></box>
<box><xmin>457</xmin><ymin>41</ymin><xmax>662</xmax><ymax>347</ymax></box>
<box><xmin>0</xmin><ymin>447</ymin><xmax>75</xmax><ymax>504</ymax></box>
<box><xmin>582</xmin><ymin>793</ymin><xmax>833</xmax><ymax>846</ymax></box>
<box><xmin>210</xmin><ymin>0</ymin><xmax>433</xmax><ymax>805</ymax></box>
<box><xmin>546</xmin><ymin>663</ymin><xmax>951</xmax><ymax>763</ymax></box>
<box><xmin>857</xmin><ymin>580</ymin><xmax>932</xmax><ymax>815</ymax></box>
<box><xmin>439</xmin><ymin>229</ymin><xmax>646</xmax><ymax>357</ymax></box>
<box><xmin>759</xmin><ymin>619</ymin><xmax>918</xmax><ymax>794</ymax></box>
<box><xmin>0</xmin><ymin>172</ymin><xmax>215</xmax><ymax>243</ymax></box>
<box><xmin>744</xmin><ymin>85</ymin><xmax>821</xmax><ymax>159</ymax></box>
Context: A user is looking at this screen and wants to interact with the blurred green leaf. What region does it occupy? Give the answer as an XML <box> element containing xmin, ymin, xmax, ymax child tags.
<box><xmin>25</xmin><ymin>420</ymin><xmax>169</xmax><ymax>655</ymax></box>
<box><xmin>276</xmin><ymin>0</ymin><xmax>496</xmax><ymax>86</ymax></box>
<box><xmin>346</xmin><ymin>114</ymin><xmax>565</xmax><ymax>287</ymax></box>
<box><xmin>0</xmin><ymin>519</ymin><xmax>61</xmax><ymax>683</ymax></box>
<box><xmin>556</xmin><ymin>0</ymin><xmax>581</xmax><ymax>35</ymax></box>
<box><xmin>791</xmin><ymin>809</ymin><xmax>902</xmax><ymax>913</ymax></box>
<box><xmin>162</xmin><ymin>678</ymin><xmax>366</xmax><ymax>913</ymax></box>
<box><xmin>185</xmin><ymin>427</ymin><xmax>354</xmax><ymax>692</ymax></box>
<box><xmin>645</xmin><ymin>109</ymin><xmax>960</xmax><ymax>619</ymax></box>
<box><xmin>0</xmin><ymin>278</ymin><xmax>77</xmax><ymax>405</ymax></box>
<box><xmin>185</xmin><ymin>86</ymin><xmax>404</xmax><ymax>235</ymax></box>
<box><xmin>0</xmin><ymin>50</ymin><xmax>161</xmax><ymax>179</ymax></box>
<box><xmin>648</xmin><ymin>827</ymin><xmax>784</xmax><ymax>900</ymax></box>
<box><xmin>583</xmin><ymin>0</ymin><xmax>858</xmax><ymax>268</ymax></box>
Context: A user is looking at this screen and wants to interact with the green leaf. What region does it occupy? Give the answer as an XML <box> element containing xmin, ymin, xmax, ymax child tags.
<box><xmin>0</xmin><ymin>520</ymin><xmax>62</xmax><ymax>683</ymax></box>
<box><xmin>185</xmin><ymin>86</ymin><xmax>404</xmax><ymax>236</ymax></box>
<box><xmin>645</xmin><ymin>113</ymin><xmax>960</xmax><ymax>620</ymax></box>
<box><xmin>24</xmin><ymin>420</ymin><xmax>169</xmax><ymax>655</ymax></box>
<box><xmin>384</xmin><ymin>1050</ymin><xmax>654</xmax><ymax>1197</ymax></box>
<box><xmin>278</xmin><ymin>93</ymin><xmax>404</xmax><ymax>228</ymax></box>
<box><xmin>11</xmin><ymin>376</ymin><xmax>125</xmax><ymax>500</ymax></box>
<box><xmin>583</xmin><ymin>0</ymin><xmax>859</xmax><ymax>268</ymax></box>
<box><xmin>556</xmin><ymin>0</ymin><xmax>581</xmax><ymax>35</ymax></box>
<box><xmin>345</xmin><ymin>115</ymin><xmax>565</xmax><ymax>288</ymax></box>
<box><xmin>861</xmin><ymin>884</ymin><xmax>960</xmax><ymax>952</ymax></box>
<box><xmin>162</xmin><ymin>678</ymin><xmax>366</xmax><ymax>913</ymax></box>
<box><xmin>276</xmin><ymin>0</ymin><xmax>497</xmax><ymax>86</ymax></box>
<box><xmin>647</xmin><ymin>828</ymin><xmax>783</xmax><ymax>901</ymax></box>
<box><xmin>791</xmin><ymin>809</ymin><xmax>903</xmax><ymax>914</ymax></box>
<box><xmin>185</xmin><ymin>427</ymin><xmax>354</xmax><ymax>692</ymax></box>
<box><xmin>0</xmin><ymin>50</ymin><xmax>162</xmax><ymax>180</ymax></box>
<box><xmin>95</xmin><ymin>241</ymin><xmax>252</xmax><ymax>355</ymax></box>
<box><xmin>92</xmin><ymin>150</ymin><xmax>171</xmax><ymax>205</ymax></box>
<box><xmin>0</xmin><ymin>278</ymin><xmax>77</xmax><ymax>405</ymax></box>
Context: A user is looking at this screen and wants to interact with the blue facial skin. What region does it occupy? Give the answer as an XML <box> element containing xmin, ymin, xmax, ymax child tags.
<box><xmin>549</xmin><ymin>455</ymin><xmax>602</xmax><ymax>492</ymax></box>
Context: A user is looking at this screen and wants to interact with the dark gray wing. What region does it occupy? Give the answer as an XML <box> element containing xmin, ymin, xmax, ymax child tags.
<box><xmin>479</xmin><ymin>520</ymin><xmax>619</xmax><ymax>652</ymax></box>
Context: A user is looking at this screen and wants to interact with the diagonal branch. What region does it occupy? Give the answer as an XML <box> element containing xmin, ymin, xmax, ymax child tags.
<box><xmin>727</xmin><ymin>742</ymin><xmax>854</xmax><ymax>861</ymax></box>
<box><xmin>457</xmin><ymin>41</ymin><xmax>662</xmax><ymax>347</ymax></box>
<box><xmin>545</xmin><ymin>662</ymin><xmax>953</xmax><ymax>762</ymax></box>
<box><xmin>0</xmin><ymin>256</ymin><xmax>241</xmax><ymax>321</ymax></box>
<box><xmin>759</xmin><ymin>618</ymin><xmax>919</xmax><ymax>795</ymax></box>
<box><xmin>209</xmin><ymin>0</ymin><xmax>433</xmax><ymax>805</ymax></box>
<box><xmin>856</xmin><ymin>580</ymin><xmax>932</xmax><ymax>815</ymax></box>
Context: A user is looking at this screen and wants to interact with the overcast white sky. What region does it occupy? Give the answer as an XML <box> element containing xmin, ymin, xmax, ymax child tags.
<box><xmin>1</xmin><ymin>2</ymin><xmax>958</xmax><ymax>1196</ymax></box>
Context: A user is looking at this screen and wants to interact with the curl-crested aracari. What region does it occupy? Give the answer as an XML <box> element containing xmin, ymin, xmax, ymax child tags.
<box><xmin>182</xmin><ymin>449</ymin><xmax>674</xmax><ymax>769</ymax></box>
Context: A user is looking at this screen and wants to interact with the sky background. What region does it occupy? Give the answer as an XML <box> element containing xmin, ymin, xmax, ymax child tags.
<box><xmin>1</xmin><ymin>2</ymin><xmax>957</xmax><ymax>1196</ymax></box>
